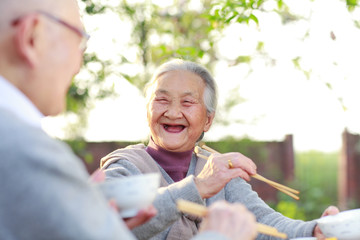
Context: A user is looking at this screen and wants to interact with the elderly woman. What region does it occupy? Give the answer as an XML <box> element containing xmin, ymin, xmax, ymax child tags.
<box><xmin>100</xmin><ymin>59</ymin><xmax>338</xmax><ymax>240</ymax></box>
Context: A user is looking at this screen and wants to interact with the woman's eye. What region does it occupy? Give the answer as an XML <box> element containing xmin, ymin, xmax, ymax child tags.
<box><xmin>183</xmin><ymin>100</ymin><xmax>194</xmax><ymax>105</ymax></box>
<box><xmin>155</xmin><ymin>98</ymin><xmax>168</xmax><ymax>103</ymax></box>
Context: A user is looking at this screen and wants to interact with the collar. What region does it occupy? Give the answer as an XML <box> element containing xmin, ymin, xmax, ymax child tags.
<box><xmin>0</xmin><ymin>75</ymin><xmax>44</xmax><ymax>129</ymax></box>
<box><xmin>146</xmin><ymin>137</ymin><xmax>194</xmax><ymax>182</ymax></box>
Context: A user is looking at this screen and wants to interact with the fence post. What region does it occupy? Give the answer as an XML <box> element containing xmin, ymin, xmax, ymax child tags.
<box><xmin>339</xmin><ymin>129</ymin><xmax>360</xmax><ymax>210</ymax></box>
<box><xmin>283</xmin><ymin>134</ymin><xmax>295</xmax><ymax>182</ymax></box>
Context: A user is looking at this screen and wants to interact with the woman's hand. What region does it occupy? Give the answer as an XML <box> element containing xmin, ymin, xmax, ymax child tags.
<box><xmin>199</xmin><ymin>201</ymin><xmax>257</xmax><ymax>240</ymax></box>
<box><xmin>313</xmin><ymin>206</ymin><xmax>339</xmax><ymax>239</ymax></box>
<box><xmin>195</xmin><ymin>152</ymin><xmax>257</xmax><ymax>199</ymax></box>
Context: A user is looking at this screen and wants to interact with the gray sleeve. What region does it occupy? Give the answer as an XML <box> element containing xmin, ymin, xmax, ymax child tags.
<box><xmin>104</xmin><ymin>160</ymin><xmax>205</xmax><ymax>240</ymax></box>
<box><xmin>0</xmin><ymin>136</ymin><xmax>135</xmax><ymax>240</ymax></box>
<box><xmin>225</xmin><ymin>177</ymin><xmax>316</xmax><ymax>240</ymax></box>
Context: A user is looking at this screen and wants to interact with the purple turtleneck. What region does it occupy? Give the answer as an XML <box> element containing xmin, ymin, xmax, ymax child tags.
<box><xmin>146</xmin><ymin>138</ymin><xmax>194</xmax><ymax>182</ymax></box>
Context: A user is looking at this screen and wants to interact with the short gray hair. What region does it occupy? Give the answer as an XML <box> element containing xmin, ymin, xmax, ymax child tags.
<box><xmin>145</xmin><ymin>59</ymin><xmax>217</xmax><ymax>114</ymax></box>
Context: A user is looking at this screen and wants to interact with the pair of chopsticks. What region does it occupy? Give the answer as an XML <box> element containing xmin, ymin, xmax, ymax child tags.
<box><xmin>195</xmin><ymin>142</ymin><xmax>300</xmax><ymax>200</ymax></box>
<box><xmin>177</xmin><ymin>199</ymin><xmax>287</xmax><ymax>239</ymax></box>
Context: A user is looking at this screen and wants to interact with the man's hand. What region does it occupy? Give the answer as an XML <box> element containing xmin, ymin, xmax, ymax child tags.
<box><xmin>90</xmin><ymin>168</ymin><xmax>106</xmax><ymax>182</ymax></box>
<box><xmin>90</xmin><ymin>169</ymin><xmax>157</xmax><ymax>229</ymax></box>
<box><xmin>200</xmin><ymin>201</ymin><xmax>257</xmax><ymax>240</ymax></box>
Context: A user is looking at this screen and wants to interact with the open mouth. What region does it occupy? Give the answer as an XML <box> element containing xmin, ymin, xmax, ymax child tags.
<box><xmin>163</xmin><ymin>124</ymin><xmax>185</xmax><ymax>133</ymax></box>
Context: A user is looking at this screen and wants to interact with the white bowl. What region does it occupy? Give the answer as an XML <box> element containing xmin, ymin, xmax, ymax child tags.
<box><xmin>316</xmin><ymin>208</ymin><xmax>360</xmax><ymax>240</ymax></box>
<box><xmin>98</xmin><ymin>173</ymin><xmax>160</xmax><ymax>218</ymax></box>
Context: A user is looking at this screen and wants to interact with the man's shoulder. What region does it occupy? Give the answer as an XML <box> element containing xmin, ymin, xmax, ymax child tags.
<box><xmin>0</xmin><ymin>108</ymin><xmax>65</xmax><ymax>150</ymax></box>
<box><xmin>0</xmin><ymin>108</ymin><xmax>82</xmax><ymax>171</ymax></box>
<box><xmin>0</xmin><ymin>108</ymin><xmax>43</xmax><ymax>137</ymax></box>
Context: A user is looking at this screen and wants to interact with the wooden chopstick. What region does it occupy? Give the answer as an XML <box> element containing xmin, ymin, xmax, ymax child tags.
<box><xmin>176</xmin><ymin>199</ymin><xmax>287</xmax><ymax>239</ymax></box>
<box><xmin>198</xmin><ymin>142</ymin><xmax>218</xmax><ymax>154</ymax></box>
<box><xmin>251</xmin><ymin>174</ymin><xmax>300</xmax><ymax>195</ymax></box>
<box><xmin>271</xmin><ymin>185</ymin><xmax>300</xmax><ymax>200</ymax></box>
<box><xmin>195</xmin><ymin>143</ymin><xmax>300</xmax><ymax>200</ymax></box>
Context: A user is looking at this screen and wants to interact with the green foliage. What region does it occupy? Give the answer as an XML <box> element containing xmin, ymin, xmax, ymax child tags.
<box><xmin>113</xmin><ymin>0</ymin><xmax>219</xmax><ymax>90</ymax></box>
<box><xmin>206</xmin><ymin>0</ymin><xmax>292</xmax><ymax>29</ymax></box>
<box><xmin>276</xmin><ymin>200</ymin><xmax>306</xmax><ymax>220</ymax></box>
<box><xmin>206</xmin><ymin>0</ymin><xmax>264</xmax><ymax>28</ymax></box>
<box><xmin>81</xmin><ymin>0</ymin><xmax>108</xmax><ymax>14</ymax></box>
<box><xmin>288</xmin><ymin>151</ymin><xmax>338</xmax><ymax>220</ymax></box>
<box><xmin>346</xmin><ymin>0</ymin><xmax>359</xmax><ymax>11</ymax></box>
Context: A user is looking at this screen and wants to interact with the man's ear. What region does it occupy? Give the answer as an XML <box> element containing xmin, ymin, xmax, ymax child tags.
<box><xmin>13</xmin><ymin>15</ymin><xmax>40</xmax><ymax>68</ymax></box>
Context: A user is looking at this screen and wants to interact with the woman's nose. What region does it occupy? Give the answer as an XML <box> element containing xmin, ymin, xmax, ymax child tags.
<box><xmin>164</xmin><ymin>102</ymin><xmax>182</xmax><ymax>119</ymax></box>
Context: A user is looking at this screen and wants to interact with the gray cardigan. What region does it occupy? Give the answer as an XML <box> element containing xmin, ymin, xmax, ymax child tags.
<box><xmin>101</xmin><ymin>144</ymin><xmax>317</xmax><ymax>240</ymax></box>
<box><xmin>0</xmin><ymin>109</ymin><xmax>135</xmax><ymax>240</ymax></box>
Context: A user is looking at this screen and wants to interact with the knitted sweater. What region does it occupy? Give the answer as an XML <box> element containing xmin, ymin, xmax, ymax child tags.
<box><xmin>101</xmin><ymin>144</ymin><xmax>317</xmax><ymax>240</ymax></box>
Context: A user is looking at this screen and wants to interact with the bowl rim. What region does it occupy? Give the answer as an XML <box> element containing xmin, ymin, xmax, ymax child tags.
<box><xmin>289</xmin><ymin>238</ymin><xmax>317</xmax><ymax>240</ymax></box>
<box><xmin>316</xmin><ymin>208</ymin><xmax>360</xmax><ymax>224</ymax></box>
<box><xmin>105</xmin><ymin>172</ymin><xmax>160</xmax><ymax>183</ymax></box>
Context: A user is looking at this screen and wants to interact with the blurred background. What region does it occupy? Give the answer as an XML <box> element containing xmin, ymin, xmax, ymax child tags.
<box><xmin>42</xmin><ymin>0</ymin><xmax>360</xmax><ymax>220</ymax></box>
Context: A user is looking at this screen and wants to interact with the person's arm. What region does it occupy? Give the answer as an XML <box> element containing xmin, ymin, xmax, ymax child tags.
<box><xmin>104</xmin><ymin>160</ymin><xmax>205</xmax><ymax>240</ymax></box>
<box><xmin>225</xmin><ymin>177</ymin><xmax>317</xmax><ymax>239</ymax></box>
<box><xmin>193</xmin><ymin>150</ymin><xmax>316</xmax><ymax>239</ymax></box>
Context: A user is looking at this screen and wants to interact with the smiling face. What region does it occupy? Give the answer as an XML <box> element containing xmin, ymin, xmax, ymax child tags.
<box><xmin>147</xmin><ymin>70</ymin><xmax>215</xmax><ymax>152</ymax></box>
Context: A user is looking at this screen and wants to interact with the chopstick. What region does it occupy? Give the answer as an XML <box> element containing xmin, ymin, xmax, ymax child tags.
<box><xmin>195</xmin><ymin>143</ymin><xmax>300</xmax><ymax>200</ymax></box>
<box><xmin>251</xmin><ymin>174</ymin><xmax>300</xmax><ymax>200</ymax></box>
<box><xmin>176</xmin><ymin>199</ymin><xmax>288</xmax><ymax>239</ymax></box>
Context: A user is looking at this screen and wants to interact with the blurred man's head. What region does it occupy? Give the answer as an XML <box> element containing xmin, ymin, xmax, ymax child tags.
<box><xmin>0</xmin><ymin>0</ymin><xmax>88</xmax><ymax>116</ymax></box>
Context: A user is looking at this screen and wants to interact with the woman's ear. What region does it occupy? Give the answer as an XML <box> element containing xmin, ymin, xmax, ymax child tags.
<box><xmin>13</xmin><ymin>14</ymin><xmax>40</xmax><ymax>68</ymax></box>
<box><xmin>203</xmin><ymin>112</ymin><xmax>215</xmax><ymax>132</ymax></box>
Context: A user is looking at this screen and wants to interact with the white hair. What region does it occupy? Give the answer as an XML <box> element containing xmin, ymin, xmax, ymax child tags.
<box><xmin>145</xmin><ymin>59</ymin><xmax>218</xmax><ymax>115</ymax></box>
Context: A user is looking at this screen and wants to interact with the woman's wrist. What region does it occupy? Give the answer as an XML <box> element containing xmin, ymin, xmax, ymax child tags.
<box><xmin>194</xmin><ymin>176</ymin><xmax>207</xmax><ymax>199</ymax></box>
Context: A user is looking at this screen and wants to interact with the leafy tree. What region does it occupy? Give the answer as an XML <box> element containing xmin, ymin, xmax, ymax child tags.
<box><xmin>64</xmin><ymin>0</ymin><xmax>358</xmax><ymax>139</ymax></box>
<box><xmin>65</xmin><ymin>0</ymin><xmax>285</xmax><ymax>138</ymax></box>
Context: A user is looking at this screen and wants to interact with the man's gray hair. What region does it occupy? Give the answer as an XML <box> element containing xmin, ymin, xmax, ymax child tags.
<box><xmin>145</xmin><ymin>59</ymin><xmax>218</xmax><ymax>114</ymax></box>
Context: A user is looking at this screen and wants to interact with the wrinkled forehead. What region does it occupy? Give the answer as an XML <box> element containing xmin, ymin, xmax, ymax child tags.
<box><xmin>153</xmin><ymin>70</ymin><xmax>205</xmax><ymax>94</ymax></box>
